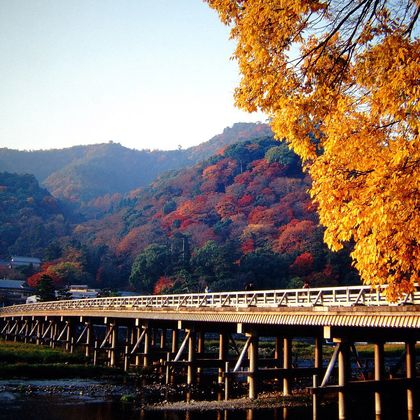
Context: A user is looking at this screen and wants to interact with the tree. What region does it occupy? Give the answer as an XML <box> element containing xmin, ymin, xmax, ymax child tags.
<box><xmin>36</xmin><ymin>274</ymin><xmax>56</xmax><ymax>302</ymax></box>
<box><xmin>129</xmin><ymin>244</ymin><xmax>172</xmax><ymax>293</ymax></box>
<box><xmin>206</xmin><ymin>0</ymin><xmax>420</xmax><ymax>300</ymax></box>
<box><xmin>191</xmin><ymin>240</ymin><xmax>238</xmax><ymax>286</ymax></box>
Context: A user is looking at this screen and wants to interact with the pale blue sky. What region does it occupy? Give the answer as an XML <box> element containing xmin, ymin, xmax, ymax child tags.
<box><xmin>0</xmin><ymin>0</ymin><xmax>265</xmax><ymax>151</ymax></box>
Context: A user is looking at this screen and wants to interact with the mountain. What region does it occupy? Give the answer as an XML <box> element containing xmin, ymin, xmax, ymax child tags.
<box><xmin>0</xmin><ymin>123</ymin><xmax>272</xmax><ymax>203</ymax></box>
<box><xmin>74</xmin><ymin>136</ymin><xmax>358</xmax><ymax>292</ymax></box>
<box><xmin>0</xmin><ymin>172</ymin><xmax>69</xmax><ymax>259</ymax></box>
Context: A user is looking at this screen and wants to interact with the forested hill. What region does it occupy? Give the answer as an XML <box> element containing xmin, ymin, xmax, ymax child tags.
<box><xmin>0</xmin><ymin>123</ymin><xmax>272</xmax><ymax>203</ymax></box>
<box><xmin>72</xmin><ymin>136</ymin><xmax>358</xmax><ymax>293</ymax></box>
<box><xmin>0</xmin><ymin>173</ymin><xmax>69</xmax><ymax>259</ymax></box>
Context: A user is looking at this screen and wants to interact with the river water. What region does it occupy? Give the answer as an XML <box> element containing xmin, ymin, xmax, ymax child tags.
<box><xmin>0</xmin><ymin>379</ymin><xmax>416</xmax><ymax>420</ymax></box>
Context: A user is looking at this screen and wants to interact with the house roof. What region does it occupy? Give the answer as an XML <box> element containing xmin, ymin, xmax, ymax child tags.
<box><xmin>0</xmin><ymin>279</ymin><xmax>29</xmax><ymax>289</ymax></box>
<box><xmin>10</xmin><ymin>256</ymin><xmax>41</xmax><ymax>264</ymax></box>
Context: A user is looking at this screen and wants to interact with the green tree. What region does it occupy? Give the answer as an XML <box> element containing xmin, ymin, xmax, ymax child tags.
<box><xmin>191</xmin><ymin>240</ymin><xmax>237</xmax><ymax>286</ymax></box>
<box><xmin>265</xmin><ymin>144</ymin><xmax>301</xmax><ymax>176</ymax></box>
<box><xmin>129</xmin><ymin>244</ymin><xmax>172</xmax><ymax>293</ymax></box>
<box><xmin>240</xmin><ymin>251</ymin><xmax>289</xmax><ymax>289</ymax></box>
<box><xmin>36</xmin><ymin>274</ymin><xmax>56</xmax><ymax>302</ymax></box>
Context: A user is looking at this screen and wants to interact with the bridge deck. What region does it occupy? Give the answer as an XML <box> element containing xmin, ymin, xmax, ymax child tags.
<box><xmin>1</xmin><ymin>285</ymin><xmax>419</xmax><ymax>330</ymax></box>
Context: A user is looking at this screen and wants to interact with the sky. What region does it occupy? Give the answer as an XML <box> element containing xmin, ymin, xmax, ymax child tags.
<box><xmin>0</xmin><ymin>0</ymin><xmax>266</xmax><ymax>152</ymax></box>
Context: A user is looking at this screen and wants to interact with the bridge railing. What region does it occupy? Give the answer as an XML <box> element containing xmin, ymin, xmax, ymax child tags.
<box><xmin>1</xmin><ymin>284</ymin><xmax>419</xmax><ymax>315</ymax></box>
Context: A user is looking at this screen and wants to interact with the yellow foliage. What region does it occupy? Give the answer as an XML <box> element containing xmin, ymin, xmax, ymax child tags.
<box><xmin>206</xmin><ymin>0</ymin><xmax>420</xmax><ymax>300</ymax></box>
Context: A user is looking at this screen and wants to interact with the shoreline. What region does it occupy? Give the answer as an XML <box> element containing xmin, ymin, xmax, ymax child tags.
<box><xmin>0</xmin><ymin>377</ymin><xmax>313</xmax><ymax>412</ymax></box>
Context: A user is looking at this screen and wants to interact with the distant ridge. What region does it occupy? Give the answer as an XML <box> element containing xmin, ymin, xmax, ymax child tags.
<box><xmin>0</xmin><ymin>123</ymin><xmax>272</xmax><ymax>202</ymax></box>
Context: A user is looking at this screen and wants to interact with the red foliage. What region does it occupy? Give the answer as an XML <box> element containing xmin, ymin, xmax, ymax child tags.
<box><xmin>274</xmin><ymin>220</ymin><xmax>319</xmax><ymax>254</ymax></box>
<box><xmin>290</xmin><ymin>252</ymin><xmax>314</xmax><ymax>276</ymax></box>
<box><xmin>248</xmin><ymin>206</ymin><xmax>268</xmax><ymax>224</ymax></box>
<box><xmin>153</xmin><ymin>276</ymin><xmax>174</xmax><ymax>294</ymax></box>
<box><xmin>216</xmin><ymin>195</ymin><xmax>237</xmax><ymax>219</ymax></box>
<box><xmin>241</xmin><ymin>237</ymin><xmax>255</xmax><ymax>254</ymax></box>
<box><xmin>238</xmin><ymin>194</ymin><xmax>254</xmax><ymax>207</ymax></box>
<box><xmin>27</xmin><ymin>262</ymin><xmax>61</xmax><ymax>288</ymax></box>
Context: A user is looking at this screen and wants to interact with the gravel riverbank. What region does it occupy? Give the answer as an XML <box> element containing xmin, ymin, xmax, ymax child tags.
<box><xmin>0</xmin><ymin>377</ymin><xmax>313</xmax><ymax>412</ymax></box>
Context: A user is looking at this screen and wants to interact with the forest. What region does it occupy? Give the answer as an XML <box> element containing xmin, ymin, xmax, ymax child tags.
<box><xmin>1</xmin><ymin>131</ymin><xmax>358</xmax><ymax>295</ymax></box>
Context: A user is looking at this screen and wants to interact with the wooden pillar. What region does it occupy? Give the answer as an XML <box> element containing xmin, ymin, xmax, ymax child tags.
<box><xmin>65</xmin><ymin>321</ymin><xmax>71</xmax><ymax>351</ymax></box>
<box><xmin>124</xmin><ymin>341</ymin><xmax>129</xmax><ymax>372</ymax></box>
<box><xmin>374</xmin><ymin>342</ymin><xmax>384</xmax><ymax>416</ymax></box>
<box><xmin>143</xmin><ymin>325</ymin><xmax>150</xmax><ymax>367</ymax></box>
<box><xmin>187</xmin><ymin>330</ymin><xmax>196</xmax><ymax>385</ymax></box>
<box><xmin>283</xmin><ymin>337</ymin><xmax>292</xmax><ymax>396</ymax></box>
<box><xmin>171</xmin><ymin>329</ymin><xmax>178</xmax><ymax>354</ymax></box>
<box><xmin>135</xmin><ymin>326</ymin><xmax>141</xmax><ymax>367</ymax></box>
<box><xmin>197</xmin><ymin>331</ymin><xmax>204</xmax><ymax>378</ymax></box>
<box><xmin>248</xmin><ymin>331</ymin><xmax>258</xmax><ymax>400</ymax></box>
<box><xmin>13</xmin><ymin>320</ymin><xmax>19</xmax><ymax>342</ymax></box>
<box><xmin>160</xmin><ymin>329</ymin><xmax>166</xmax><ymax>349</ymax></box>
<box><xmin>109</xmin><ymin>323</ymin><xmax>118</xmax><ymax>367</ymax></box>
<box><xmin>39</xmin><ymin>319</ymin><xmax>46</xmax><ymax>345</ymax></box>
<box><xmin>49</xmin><ymin>321</ymin><xmax>55</xmax><ymax>347</ymax></box>
<box><xmin>24</xmin><ymin>320</ymin><xmax>29</xmax><ymax>344</ymax></box>
<box><xmin>93</xmin><ymin>340</ymin><xmax>98</xmax><ymax>366</ymax></box>
<box><xmin>406</xmin><ymin>340</ymin><xmax>416</xmax><ymax>414</ymax></box>
<box><xmin>338</xmin><ymin>341</ymin><xmax>349</xmax><ymax>420</ymax></box>
<box><xmin>35</xmin><ymin>320</ymin><xmax>41</xmax><ymax>345</ymax></box>
<box><xmin>314</xmin><ymin>336</ymin><xmax>323</xmax><ymax>369</ymax></box>
<box><xmin>274</xmin><ymin>336</ymin><xmax>281</xmax><ymax>361</ymax></box>
<box><xmin>312</xmin><ymin>374</ymin><xmax>319</xmax><ymax>420</ymax></box>
<box><xmin>85</xmin><ymin>322</ymin><xmax>92</xmax><ymax>357</ymax></box>
<box><xmin>218</xmin><ymin>332</ymin><xmax>228</xmax><ymax>384</ymax></box>
<box><xmin>197</xmin><ymin>331</ymin><xmax>204</xmax><ymax>355</ymax></box>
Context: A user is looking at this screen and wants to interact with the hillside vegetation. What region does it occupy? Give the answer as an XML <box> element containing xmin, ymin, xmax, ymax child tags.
<box><xmin>1</xmin><ymin>124</ymin><xmax>358</xmax><ymax>293</ymax></box>
<box><xmin>0</xmin><ymin>173</ymin><xmax>69</xmax><ymax>260</ymax></box>
<box><xmin>0</xmin><ymin>123</ymin><xmax>272</xmax><ymax>203</ymax></box>
<box><xmin>72</xmin><ymin>136</ymin><xmax>358</xmax><ymax>293</ymax></box>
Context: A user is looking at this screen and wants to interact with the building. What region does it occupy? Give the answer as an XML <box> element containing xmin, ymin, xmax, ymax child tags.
<box><xmin>67</xmin><ymin>285</ymin><xmax>98</xmax><ymax>299</ymax></box>
<box><xmin>0</xmin><ymin>279</ymin><xmax>33</xmax><ymax>305</ymax></box>
<box><xmin>10</xmin><ymin>256</ymin><xmax>41</xmax><ymax>269</ymax></box>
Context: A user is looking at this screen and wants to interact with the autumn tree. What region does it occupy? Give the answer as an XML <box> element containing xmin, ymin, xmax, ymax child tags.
<box><xmin>206</xmin><ymin>0</ymin><xmax>420</xmax><ymax>300</ymax></box>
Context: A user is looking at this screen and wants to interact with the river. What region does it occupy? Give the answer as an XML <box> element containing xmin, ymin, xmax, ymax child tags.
<box><xmin>0</xmin><ymin>378</ymin><xmax>416</xmax><ymax>420</ymax></box>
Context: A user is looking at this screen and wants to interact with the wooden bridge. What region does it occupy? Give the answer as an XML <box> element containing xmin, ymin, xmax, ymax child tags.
<box><xmin>1</xmin><ymin>284</ymin><xmax>419</xmax><ymax>419</ymax></box>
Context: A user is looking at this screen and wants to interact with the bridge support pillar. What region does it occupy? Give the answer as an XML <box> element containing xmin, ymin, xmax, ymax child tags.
<box><xmin>134</xmin><ymin>325</ymin><xmax>141</xmax><ymax>367</ymax></box>
<box><xmin>160</xmin><ymin>329</ymin><xmax>166</xmax><ymax>349</ymax></box>
<box><xmin>36</xmin><ymin>319</ymin><xmax>41</xmax><ymax>345</ymax></box>
<box><xmin>187</xmin><ymin>329</ymin><xmax>196</xmax><ymax>385</ymax></box>
<box><xmin>65</xmin><ymin>321</ymin><xmax>72</xmax><ymax>352</ymax></box>
<box><xmin>338</xmin><ymin>340</ymin><xmax>349</xmax><ymax>420</ymax></box>
<box><xmin>171</xmin><ymin>329</ymin><xmax>178</xmax><ymax>353</ymax></box>
<box><xmin>23</xmin><ymin>320</ymin><xmax>29</xmax><ymax>343</ymax></box>
<box><xmin>143</xmin><ymin>324</ymin><xmax>150</xmax><ymax>367</ymax></box>
<box><xmin>283</xmin><ymin>337</ymin><xmax>292</xmax><ymax>396</ymax></box>
<box><xmin>374</xmin><ymin>341</ymin><xmax>384</xmax><ymax>416</ymax></box>
<box><xmin>314</xmin><ymin>336</ymin><xmax>323</xmax><ymax>369</ymax></box>
<box><xmin>49</xmin><ymin>320</ymin><xmax>56</xmax><ymax>348</ymax></box>
<box><xmin>197</xmin><ymin>331</ymin><xmax>204</xmax><ymax>380</ymax></box>
<box><xmin>109</xmin><ymin>322</ymin><xmax>118</xmax><ymax>367</ymax></box>
<box><xmin>85</xmin><ymin>322</ymin><xmax>92</xmax><ymax>357</ymax></box>
<box><xmin>248</xmin><ymin>330</ymin><xmax>258</xmax><ymax>400</ymax></box>
<box><xmin>218</xmin><ymin>332</ymin><xmax>228</xmax><ymax>384</ymax></box>
<box><xmin>406</xmin><ymin>340</ymin><xmax>416</xmax><ymax>414</ymax></box>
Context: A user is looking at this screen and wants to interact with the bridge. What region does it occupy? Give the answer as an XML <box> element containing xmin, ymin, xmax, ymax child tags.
<box><xmin>1</xmin><ymin>284</ymin><xmax>419</xmax><ymax>419</ymax></box>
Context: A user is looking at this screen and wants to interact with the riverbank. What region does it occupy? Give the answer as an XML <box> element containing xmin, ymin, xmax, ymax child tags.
<box><xmin>0</xmin><ymin>339</ymin><xmax>414</xmax><ymax>411</ymax></box>
<box><xmin>0</xmin><ymin>377</ymin><xmax>312</xmax><ymax>412</ymax></box>
<box><xmin>0</xmin><ymin>340</ymin><xmax>306</xmax><ymax>411</ymax></box>
<box><xmin>0</xmin><ymin>340</ymin><xmax>122</xmax><ymax>378</ymax></box>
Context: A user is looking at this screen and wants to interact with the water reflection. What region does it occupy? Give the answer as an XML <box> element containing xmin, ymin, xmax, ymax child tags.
<box><xmin>0</xmin><ymin>396</ymin><xmax>418</xmax><ymax>420</ymax></box>
<box><xmin>0</xmin><ymin>388</ymin><xmax>417</xmax><ymax>420</ymax></box>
